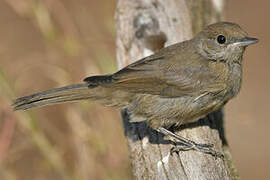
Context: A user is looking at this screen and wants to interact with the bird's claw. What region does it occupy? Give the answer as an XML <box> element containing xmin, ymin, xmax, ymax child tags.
<box><xmin>170</xmin><ymin>143</ymin><xmax>224</xmax><ymax>159</ymax></box>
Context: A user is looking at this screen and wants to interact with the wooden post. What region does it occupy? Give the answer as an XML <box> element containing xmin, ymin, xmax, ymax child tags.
<box><xmin>115</xmin><ymin>0</ymin><xmax>239</xmax><ymax>179</ymax></box>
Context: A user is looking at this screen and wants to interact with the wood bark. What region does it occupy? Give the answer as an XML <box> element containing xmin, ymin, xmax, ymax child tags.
<box><xmin>115</xmin><ymin>0</ymin><xmax>239</xmax><ymax>179</ymax></box>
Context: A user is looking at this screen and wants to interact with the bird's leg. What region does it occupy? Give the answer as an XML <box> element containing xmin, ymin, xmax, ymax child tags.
<box><xmin>157</xmin><ymin>127</ymin><xmax>224</xmax><ymax>158</ymax></box>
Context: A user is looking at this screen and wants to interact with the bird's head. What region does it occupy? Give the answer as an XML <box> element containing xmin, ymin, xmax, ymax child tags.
<box><xmin>194</xmin><ymin>22</ymin><xmax>258</xmax><ymax>64</ymax></box>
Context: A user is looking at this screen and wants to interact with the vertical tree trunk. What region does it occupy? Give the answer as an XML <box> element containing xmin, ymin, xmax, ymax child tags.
<box><xmin>115</xmin><ymin>0</ymin><xmax>238</xmax><ymax>179</ymax></box>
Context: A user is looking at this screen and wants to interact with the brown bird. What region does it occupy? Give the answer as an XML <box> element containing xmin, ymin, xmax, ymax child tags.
<box><xmin>13</xmin><ymin>22</ymin><xmax>258</xmax><ymax>157</ymax></box>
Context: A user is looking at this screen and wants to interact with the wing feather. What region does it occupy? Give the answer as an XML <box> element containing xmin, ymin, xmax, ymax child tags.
<box><xmin>85</xmin><ymin>41</ymin><xmax>224</xmax><ymax>98</ymax></box>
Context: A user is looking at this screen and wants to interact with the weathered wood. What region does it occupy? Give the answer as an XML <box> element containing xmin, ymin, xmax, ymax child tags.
<box><xmin>115</xmin><ymin>0</ymin><xmax>238</xmax><ymax>179</ymax></box>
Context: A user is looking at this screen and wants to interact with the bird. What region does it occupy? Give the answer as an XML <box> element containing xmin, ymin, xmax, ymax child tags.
<box><xmin>13</xmin><ymin>22</ymin><xmax>258</xmax><ymax>157</ymax></box>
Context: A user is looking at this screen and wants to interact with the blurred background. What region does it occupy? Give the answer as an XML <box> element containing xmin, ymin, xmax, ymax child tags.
<box><xmin>0</xmin><ymin>0</ymin><xmax>269</xmax><ymax>179</ymax></box>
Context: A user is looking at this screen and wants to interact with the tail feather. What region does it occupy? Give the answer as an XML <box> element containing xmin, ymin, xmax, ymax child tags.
<box><xmin>13</xmin><ymin>83</ymin><xmax>91</xmax><ymax>110</ymax></box>
<box><xmin>13</xmin><ymin>74</ymin><xmax>132</xmax><ymax>111</ymax></box>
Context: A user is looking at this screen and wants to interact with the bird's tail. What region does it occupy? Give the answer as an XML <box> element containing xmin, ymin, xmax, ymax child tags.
<box><xmin>13</xmin><ymin>73</ymin><xmax>133</xmax><ymax>111</ymax></box>
<box><xmin>13</xmin><ymin>84</ymin><xmax>95</xmax><ymax>110</ymax></box>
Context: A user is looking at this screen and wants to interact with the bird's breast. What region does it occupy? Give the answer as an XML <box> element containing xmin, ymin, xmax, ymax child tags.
<box><xmin>209</xmin><ymin>61</ymin><xmax>242</xmax><ymax>100</ymax></box>
<box><xmin>225</xmin><ymin>62</ymin><xmax>242</xmax><ymax>100</ymax></box>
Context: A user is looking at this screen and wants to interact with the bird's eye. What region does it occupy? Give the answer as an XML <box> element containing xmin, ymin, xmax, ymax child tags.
<box><xmin>217</xmin><ymin>35</ymin><xmax>226</xmax><ymax>44</ymax></box>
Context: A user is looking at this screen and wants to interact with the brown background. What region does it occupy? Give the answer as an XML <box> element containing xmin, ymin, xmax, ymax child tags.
<box><xmin>0</xmin><ymin>0</ymin><xmax>269</xmax><ymax>179</ymax></box>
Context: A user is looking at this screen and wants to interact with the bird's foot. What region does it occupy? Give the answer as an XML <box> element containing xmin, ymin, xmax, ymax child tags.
<box><xmin>170</xmin><ymin>143</ymin><xmax>224</xmax><ymax>159</ymax></box>
<box><xmin>157</xmin><ymin>127</ymin><xmax>224</xmax><ymax>159</ymax></box>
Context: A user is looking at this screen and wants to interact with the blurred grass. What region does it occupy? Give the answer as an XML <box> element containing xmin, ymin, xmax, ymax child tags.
<box><xmin>0</xmin><ymin>0</ymin><xmax>131</xmax><ymax>179</ymax></box>
<box><xmin>0</xmin><ymin>66</ymin><xmax>70</xmax><ymax>179</ymax></box>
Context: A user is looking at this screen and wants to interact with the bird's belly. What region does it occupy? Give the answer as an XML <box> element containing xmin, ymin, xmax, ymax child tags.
<box><xmin>128</xmin><ymin>94</ymin><xmax>225</xmax><ymax>129</ymax></box>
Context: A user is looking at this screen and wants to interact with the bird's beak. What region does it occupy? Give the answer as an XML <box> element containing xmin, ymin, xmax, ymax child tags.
<box><xmin>234</xmin><ymin>37</ymin><xmax>259</xmax><ymax>47</ymax></box>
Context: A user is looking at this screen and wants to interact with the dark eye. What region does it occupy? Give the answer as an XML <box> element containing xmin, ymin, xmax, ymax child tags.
<box><xmin>217</xmin><ymin>35</ymin><xmax>226</xmax><ymax>44</ymax></box>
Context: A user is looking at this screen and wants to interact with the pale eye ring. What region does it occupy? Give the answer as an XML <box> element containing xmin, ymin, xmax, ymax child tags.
<box><xmin>217</xmin><ymin>35</ymin><xmax>226</xmax><ymax>44</ymax></box>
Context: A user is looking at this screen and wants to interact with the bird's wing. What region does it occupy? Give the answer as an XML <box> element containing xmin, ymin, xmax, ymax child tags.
<box><xmin>84</xmin><ymin>44</ymin><xmax>225</xmax><ymax>98</ymax></box>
